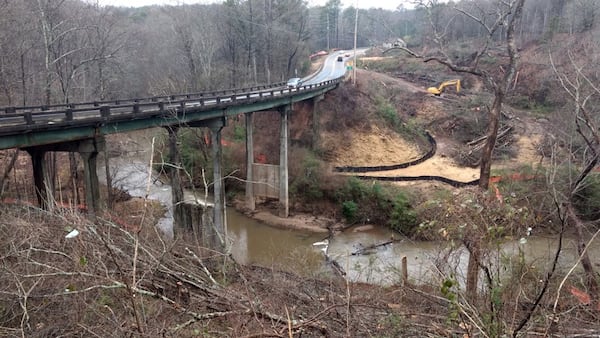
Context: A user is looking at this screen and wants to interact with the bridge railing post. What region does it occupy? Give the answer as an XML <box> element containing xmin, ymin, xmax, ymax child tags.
<box><xmin>100</xmin><ymin>106</ymin><xmax>110</xmax><ymax>119</ymax></box>
<box><xmin>24</xmin><ymin>112</ymin><xmax>33</xmax><ymax>125</ymax></box>
<box><xmin>66</xmin><ymin>108</ymin><xmax>73</xmax><ymax>121</ymax></box>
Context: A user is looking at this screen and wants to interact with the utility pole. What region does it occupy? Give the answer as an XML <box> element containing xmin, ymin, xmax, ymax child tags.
<box><xmin>327</xmin><ymin>12</ymin><xmax>330</xmax><ymax>50</ymax></box>
<box><xmin>352</xmin><ymin>2</ymin><xmax>358</xmax><ymax>86</ymax></box>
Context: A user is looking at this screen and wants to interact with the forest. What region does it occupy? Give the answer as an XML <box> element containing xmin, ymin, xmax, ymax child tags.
<box><xmin>0</xmin><ymin>0</ymin><xmax>595</xmax><ymax>106</ymax></box>
<box><xmin>1</xmin><ymin>0</ymin><xmax>600</xmax><ymax>336</ymax></box>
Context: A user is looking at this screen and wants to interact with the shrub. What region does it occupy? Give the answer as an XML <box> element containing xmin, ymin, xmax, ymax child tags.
<box><xmin>342</xmin><ymin>200</ymin><xmax>359</xmax><ymax>222</ymax></box>
<box><xmin>573</xmin><ymin>173</ymin><xmax>600</xmax><ymax>221</ymax></box>
<box><xmin>389</xmin><ymin>193</ymin><xmax>418</xmax><ymax>234</ymax></box>
<box><xmin>289</xmin><ymin>149</ymin><xmax>325</xmax><ymax>201</ymax></box>
<box><xmin>232</xmin><ymin>124</ymin><xmax>245</xmax><ymax>142</ymax></box>
<box><xmin>335</xmin><ymin>177</ymin><xmax>418</xmax><ymax>233</ymax></box>
<box><xmin>375</xmin><ymin>96</ymin><xmax>400</xmax><ymax>129</ymax></box>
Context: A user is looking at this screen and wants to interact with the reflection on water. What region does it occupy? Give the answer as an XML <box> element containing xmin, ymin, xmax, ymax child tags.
<box><xmin>329</xmin><ymin>226</ymin><xmax>462</xmax><ymax>286</ymax></box>
<box><xmin>102</xmin><ymin>159</ymin><xmax>600</xmax><ymax>287</ymax></box>
<box><xmin>330</xmin><ymin>226</ymin><xmax>600</xmax><ymax>286</ymax></box>
<box><xmin>226</xmin><ymin>209</ymin><xmax>329</xmax><ymax>276</ymax></box>
<box><xmin>100</xmin><ymin>158</ymin><xmax>330</xmax><ymax>276</ymax></box>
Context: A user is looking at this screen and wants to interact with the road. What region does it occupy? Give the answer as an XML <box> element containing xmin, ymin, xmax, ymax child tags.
<box><xmin>304</xmin><ymin>48</ymin><xmax>368</xmax><ymax>85</ymax></box>
<box><xmin>0</xmin><ymin>49</ymin><xmax>369</xmax><ymax>150</ymax></box>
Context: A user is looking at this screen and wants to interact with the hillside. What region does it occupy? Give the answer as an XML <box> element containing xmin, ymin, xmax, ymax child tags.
<box><xmin>2</xmin><ymin>26</ymin><xmax>600</xmax><ymax>337</ymax></box>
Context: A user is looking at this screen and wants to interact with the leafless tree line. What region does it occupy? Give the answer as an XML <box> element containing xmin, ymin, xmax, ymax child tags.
<box><xmin>1</xmin><ymin>0</ymin><xmax>597</xmax><ymax>108</ymax></box>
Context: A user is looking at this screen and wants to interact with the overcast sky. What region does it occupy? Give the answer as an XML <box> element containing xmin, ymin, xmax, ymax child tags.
<box><xmin>95</xmin><ymin>0</ymin><xmax>415</xmax><ymax>11</ymax></box>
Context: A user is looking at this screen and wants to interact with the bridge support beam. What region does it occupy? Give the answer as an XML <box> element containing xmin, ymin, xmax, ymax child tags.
<box><xmin>27</xmin><ymin>149</ymin><xmax>53</xmax><ymax>211</ymax></box>
<box><xmin>209</xmin><ymin>118</ymin><xmax>226</xmax><ymax>251</ymax></box>
<box><xmin>24</xmin><ymin>137</ymin><xmax>104</xmax><ymax>218</ymax></box>
<box><xmin>190</xmin><ymin>117</ymin><xmax>227</xmax><ymax>252</ymax></box>
<box><xmin>80</xmin><ymin>141</ymin><xmax>101</xmax><ymax>218</ymax></box>
<box><xmin>279</xmin><ymin>105</ymin><xmax>290</xmax><ymax>218</ymax></box>
<box><xmin>81</xmin><ymin>152</ymin><xmax>98</xmax><ymax>214</ymax></box>
<box><xmin>245</xmin><ymin>112</ymin><xmax>255</xmax><ymax>210</ymax></box>
<box><xmin>311</xmin><ymin>94</ymin><xmax>325</xmax><ymax>150</ymax></box>
<box><xmin>166</xmin><ymin>126</ymin><xmax>190</xmax><ymax>233</ymax></box>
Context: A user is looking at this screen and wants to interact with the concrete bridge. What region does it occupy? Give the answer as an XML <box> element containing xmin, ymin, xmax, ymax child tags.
<box><xmin>0</xmin><ymin>51</ymin><xmax>351</xmax><ymax>250</ymax></box>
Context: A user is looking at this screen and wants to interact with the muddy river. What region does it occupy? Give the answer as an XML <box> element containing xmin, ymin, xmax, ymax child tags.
<box><xmin>101</xmin><ymin>156</ymin><xmax>600</xmax><ymax>287</ymax></box>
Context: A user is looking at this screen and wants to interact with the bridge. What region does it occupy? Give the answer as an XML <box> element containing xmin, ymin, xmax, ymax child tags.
<box><xmin>0</xmin><ymin>51</ymin><xmax>352</xmax><ymax>250</ymax></box>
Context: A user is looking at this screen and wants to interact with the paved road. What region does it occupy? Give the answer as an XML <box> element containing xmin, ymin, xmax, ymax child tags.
<box><xmin>0</xmin><ymin>49</ymin><xmax>368</xmax><ymax>149</ymax></box>
<box><xmin>305</xmin><ymin>48</ymin><xmax>367</xmax><ymax>85</ymax></box>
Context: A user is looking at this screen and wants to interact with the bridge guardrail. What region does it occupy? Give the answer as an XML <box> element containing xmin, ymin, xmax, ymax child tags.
<box><xmin>0</xmin><ymin>78</ymin><xmax>343</xmax><ymax>135</ymax></box>
<box><xmin>0</xmin><ymin>82</ymin><xmax>287</xmax><ymax>115</ymax></box>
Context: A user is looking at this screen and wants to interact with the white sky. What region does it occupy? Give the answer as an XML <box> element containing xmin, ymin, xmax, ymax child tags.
<box><xmin>95</xmin><ymin>0</ymin><xmax>415</xmax><ymax>11</ymax></box>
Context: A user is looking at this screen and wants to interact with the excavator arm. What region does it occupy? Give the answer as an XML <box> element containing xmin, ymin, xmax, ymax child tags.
<box><xmin>427</xmin><ymin>79</ymin><xmax>461</xmax><ymax>95</ymax></box>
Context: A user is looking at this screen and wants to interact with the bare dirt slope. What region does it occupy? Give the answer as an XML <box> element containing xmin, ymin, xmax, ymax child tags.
<box><xmin>328</xmin><ymin>69</ymin><xmax>482</xmax><ymax>182</ymax></box>
<box><xmin>325</xmin><ymin>64</ymin><xmax>548</xmax><ymax>185</ymax></box>
<box><xmin>325</xmin><ymin>125</ymin><xmax>422</xmax><ymax>167</ymax></box>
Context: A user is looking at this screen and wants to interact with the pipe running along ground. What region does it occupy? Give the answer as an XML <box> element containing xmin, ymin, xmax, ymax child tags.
<box><xmin>333</xmin><ymin>131</ymin><xmax>480</xmax><ymax>187</ymax></box>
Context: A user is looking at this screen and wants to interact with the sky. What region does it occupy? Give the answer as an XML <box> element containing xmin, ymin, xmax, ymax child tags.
<box><xmin>95</xmin><ymin>0</ymin><xmax>415</xmax><ymax>11</ymax></box>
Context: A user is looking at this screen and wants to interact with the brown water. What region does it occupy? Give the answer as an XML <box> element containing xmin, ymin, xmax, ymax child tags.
<box><xmin>226</xmin><ymin>209</ymin><xmax>329</xmax><ymax>277</ymax></box>
<box><xmin>103</xmin><ymin>158</ymin><xmax>600</xmax><ymax>287</ymax></box>
<box><xmin>329</xmin><ymin>226</ymin><xmax>600</xmax><ymax>287</ymax></box>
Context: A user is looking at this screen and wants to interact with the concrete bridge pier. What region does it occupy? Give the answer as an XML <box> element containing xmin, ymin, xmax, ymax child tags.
<box><xmin>24</xmin><ymin>137</ymin><xmax>104</xmax><ymax>218</ymax></box>
<box><xmin>311</xmin><ymin>94</ymin><xmax>325</xmax><ymax>150</ymax></box>
<box><xmin>245</xmin><ymin>112</ymin><xmax>255</xmax><ymax>210</ymax></box>
<box><xmin>279</xmin><ymin>105</ymin><xmax>290</xmax><ymax>218</ymax></box>
<box><xmin>165</xmin><ymin>126</ymin><xmax>191</xmax><ymax>233</ymax></box>
<box><xmin>79</xmin><ymin>139</ymin><xmax>103</xmax><ymax>218</ymax></box>
<box><xmin>26</xmin><ymin>148</ymin><xmax>53</xmax><ymax>211</ymax></box>
<box><xmin>189</xmin><ymin>117</ymin><xmax>228</xmax><ymax>252</ymax></box>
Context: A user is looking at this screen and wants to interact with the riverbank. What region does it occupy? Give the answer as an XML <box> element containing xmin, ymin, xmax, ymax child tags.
<box><xmin>231</xmin><ymin>197</ymin><xmax>338</xmax><ymax>234</ymax></box>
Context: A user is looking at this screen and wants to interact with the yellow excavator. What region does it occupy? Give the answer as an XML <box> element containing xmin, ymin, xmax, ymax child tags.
<box><xmin>427</xmin><ymin>79</ymin><xmax>461</xmax><ymax>96</ymax></box>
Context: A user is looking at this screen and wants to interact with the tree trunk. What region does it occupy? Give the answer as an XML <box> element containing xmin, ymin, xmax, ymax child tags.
<box><xmin>69</xmin><ymin>153</ymin><xmax>79</xmax><ymax>205</ymax></box>
<box><xmin>104</xmin><ymin>147</ymin><xmax>113</xmax><ymax>209</ymax></box>
<box><xmin>465</xmin><ymin>239</ymin><xmax>481</xmax><ymax>302</ymax></box>
<box><xmin>566</xmin><ymin>202</ymin><xmax>599</xmax><ymax>303</ymax></box>
<box><xmin>478</xmin><ymin>88</ymin><xmax>503</xmax><ymax>190</ymax></box>
<box><xmin>167</xmin><ymin>127</ymin><xmax>189</xmax><ymax>233</ymax></box>
<box><xmin>0</xmin><ymin>150</ymin><xmax>19</xmax><ymax>196</ymax></box>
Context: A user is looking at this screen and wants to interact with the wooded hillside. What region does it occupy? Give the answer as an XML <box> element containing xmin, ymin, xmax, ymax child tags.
<box><xmin>1</xmin><ymin>0</ymin><xmax>597</xmax><ymax>106</ymax></box>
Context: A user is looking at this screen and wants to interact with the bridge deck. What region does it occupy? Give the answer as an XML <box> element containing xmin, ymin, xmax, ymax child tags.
<box><xmin>0</xmin><ymin>79</ymin><xmax>340</xmax><ymax>150</ymax></box>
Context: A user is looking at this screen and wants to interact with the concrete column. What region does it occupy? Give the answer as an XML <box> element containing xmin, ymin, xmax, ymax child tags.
<box><xmin>25</xmin><ymin>137</ymin><xmax>103</xmax><ymax>218</ymax></box>
<box><xmin>311</xmin><ymin>95</ymin><xmax>324</xmax><ymax>151</ymax></box>
<box><xmin>279</xmin><ymin>105</ymin><xmax>290</xmax><ymax>218</ymax></box>
<box><xmin>80</xmin><ymin>151</ymin><xmax>100</xmax><ymax>218</ymax></box>
<box><xmin>167</xmin><ymin>126</ymin><xmax>190</xmax><ymax>232</ymax></box>
<box><xmin>210</xmin><ymin>121</ymin><xmax>226</xmax><ymax>252</ymax></box>
<box><xmin>27</xmin><ymin>149</ymin><xmax>52</xmax><ymax>210</ymax></box>
<box><xmin>79</xmin><ymin>138</ymin><xmax>104</xmax><ymax>219</ymax></box>
<box><xmin>245</xmin><ymin>112</ymin><xmax>255</xmax><ymax>210</ymax></box>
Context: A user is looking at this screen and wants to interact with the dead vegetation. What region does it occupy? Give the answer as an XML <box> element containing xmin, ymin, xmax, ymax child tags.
<box><xmin>0</xmin><ymin>203</ymin><xmax>466</xmax><ymax>337</ymax></box>
<box><xmin>2</xmin><ymin>199</ymin><xmax>599</xmax><ymax>337</ymax></box>
<box><xmin>2</xmin><ymin>28</ymin><xmax>600</xmax><ymax>338</ymax></box>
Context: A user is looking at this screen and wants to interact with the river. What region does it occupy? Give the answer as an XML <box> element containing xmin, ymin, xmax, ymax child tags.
<box><xmin>100</xmin><ymin>149</ymin><xmax>599</xmax><ymax>287</ymax></box>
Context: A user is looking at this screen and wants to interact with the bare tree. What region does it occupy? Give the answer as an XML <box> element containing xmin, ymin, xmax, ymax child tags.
<box><xmin>551</xmin><ymin>50</ymin><xmax>600</xmax><ymax>305</ymax></box>
<box><xmin>390</xmin><ymin>0</ymin><xmax>526</xmax><ymax>302</ymax></box>
<box><xmin>165</xmin><ymin>5</ymin><xmax>220</xmax><ymax>92</ymax></box>
<box><xmin>401</xmin><ymin>0</ymin><xmax>526</xmax><ymax>191</ymax></box>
